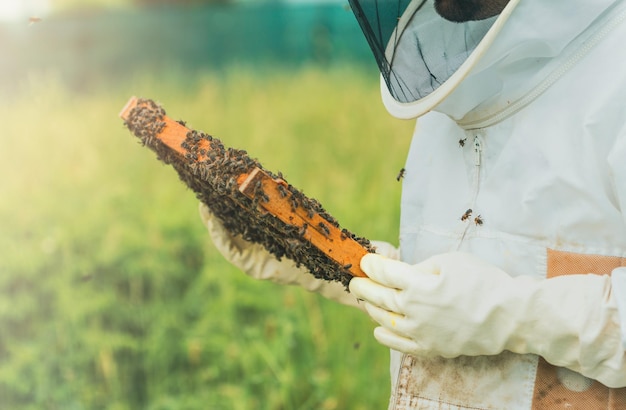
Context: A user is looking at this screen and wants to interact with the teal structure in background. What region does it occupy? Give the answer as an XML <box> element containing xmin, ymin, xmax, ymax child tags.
<box><xmin>0</xmin><ymin>2</ymin><xmax>375</xmax><ymax>92</ymax></box>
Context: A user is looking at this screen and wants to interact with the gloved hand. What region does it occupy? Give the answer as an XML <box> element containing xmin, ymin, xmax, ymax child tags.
<box><xmin>200</xmin><ymin>202</ymin><xmax>398</xmax><ymax>309</ymax></box>
<box><xmin>349</xmin><ymin>251</ymin><xmax>626</xmax><ymax>388</ymax></box>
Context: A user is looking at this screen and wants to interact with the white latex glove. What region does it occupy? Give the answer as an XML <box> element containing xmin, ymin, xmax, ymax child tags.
<box><xmin>349</xmin><ymin>251</ymin><xmax>626</xmax><ymax>388</ymax></box>
<box><xmin>200</xmin><ymin>203</ymin><xmax>397</xmax><ymax>309</ymax></box>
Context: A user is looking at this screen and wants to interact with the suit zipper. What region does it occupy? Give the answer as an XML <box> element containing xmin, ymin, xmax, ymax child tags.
<box><xmin>455</xmin><ymin>134</ymin><xmax>483</xmax><ymax>250</ymax></box>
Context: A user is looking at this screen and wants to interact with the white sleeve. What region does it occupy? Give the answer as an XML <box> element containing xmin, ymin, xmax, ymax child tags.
<box><xmin>611</xmin><ymin>267</ymin><xmax>626</xmax><ymax>350</ymax></box>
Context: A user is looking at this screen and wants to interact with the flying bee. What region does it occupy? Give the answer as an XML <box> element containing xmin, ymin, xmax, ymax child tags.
<box><xmin>459</xmin><ymin>138</ymin><xmax>467</xmax><ymax>147</ymax></box>
<box><xmin>28</xmin><ymin>16</ymin><xmax>42</xmax><ymax>25</ymax></box>
<box><xmin>474</xmin><ymin>215</ymin><xmax>484</xmax><ymax>226</ymax></box>
<box><xmin>461</xmin><ymin>208</ymin><xmax>473</xmax><ymax>222</ymax></box>
<box><xmin>396</xmin><ymin>168</ymin><xmax>406</xmax><ymax>181</ymax></box>
<box><xmin>78</xmin><ymin>273</ymin><xmax>93</xmax><ymax>282</ymax></box>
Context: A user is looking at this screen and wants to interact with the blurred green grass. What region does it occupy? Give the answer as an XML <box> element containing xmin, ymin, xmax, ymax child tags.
<box><xmin>0</xmin><ymin>65</ymin><xmax>413</xmax><ymax>409</ymax></box>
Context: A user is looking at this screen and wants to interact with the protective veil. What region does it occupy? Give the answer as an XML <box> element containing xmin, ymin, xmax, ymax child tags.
<box><xmin>348</xmin><ymin>0</ymin><xmax>520</xmax><ymax>118</ymax></box>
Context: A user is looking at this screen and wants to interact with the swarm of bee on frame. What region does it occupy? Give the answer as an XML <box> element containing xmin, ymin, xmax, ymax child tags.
<box><xmin>124</xmin><ymin>98</ymin><xmax>374</xmax><ymax>287</ymax></box>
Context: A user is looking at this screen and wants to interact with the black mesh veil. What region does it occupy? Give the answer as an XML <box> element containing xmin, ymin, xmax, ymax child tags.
<box><xmin>347</xmin><ymin>0</ymin><xmax>413</xmax><ymax>83</ymax></box>
<box><xmin>348</xmin><ymin>0</ymin><xmax>498</xmax><ymax>105</ymax></box>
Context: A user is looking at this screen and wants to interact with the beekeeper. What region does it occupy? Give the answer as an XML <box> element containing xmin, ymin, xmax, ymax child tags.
<box><xmin>200</xmin><ymin>0</ymin><xmax>626</xmax><ymax>408</ymax></box>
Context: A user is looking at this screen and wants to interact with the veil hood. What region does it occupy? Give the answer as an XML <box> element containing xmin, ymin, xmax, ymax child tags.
<box><xmin>349</xmin><ymin>0</ymin><xmax>620</xmax><ymax>120</ymax></box>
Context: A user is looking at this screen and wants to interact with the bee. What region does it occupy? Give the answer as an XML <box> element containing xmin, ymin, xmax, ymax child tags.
<box><xmin>251</xmin><ymin>180</ymin><xmax>269</xmax><ymax>205</ymax></box>
<box><xmin>253</xmin><ymin>180</ymin><xmax>262</xmax><ymax>192</ymax></box>
<box><xmin>28</xmin><ymin>17</ymin><xmax>42</xmax><ymax>25</ymax></box>
<box><xmin>343</xmin><ymin>263</ymin><xmax>353</xmax><ymax>270</ymax></box>
<box><xmin>225</xmin><ymin>176</ymin><xmax>237</xmax><ymax>190</ymax></box>
<box><xmin>474</xmin><ymin>215</ymin><xmax>484</xmax><ymax>226</ymax></box>
<box><xmin>289</xmin><ymin>194</ymin><xmax>299</xmax><ymax>211</ymax></box>
<box><xmin>78</xmin><ymin>274</ymin><xmax>93</xmax><ymax>282</ymax></box>
<box><xmin>298</xmin><ymin>223</ymin><xmax>308</xmax><ymax>238</ymax></box>
<box><xmin>459</xmin><ymin>138</ymin><xmax>467</xmax><ymax>147</ymax></box>
<box><xmin>461</xmin><ymin>208</ymin><xmax>473</xmax><ymax>222</ymax></box>
<box><xmin>277</xmin><ymin>184</ymin><xmax>288</xmax><ymax>198</ymax></box>
<box><xmin>318</xmin><ymin>222</ymin><xmax>330</xmax><ymax>236</ymax></box>
<box><xmin>285</xmin><ymin>239</ymin><xmax>300</xmax><ymax>252</ymax></box>
<box><xmin>396</xmin><ymin>168</ymin><xmax>406</xmax><ymax>181</ymax></box>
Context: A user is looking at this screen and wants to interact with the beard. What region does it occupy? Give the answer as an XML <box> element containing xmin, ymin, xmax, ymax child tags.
<box><xmin>434</xmin><ymin>0</ymin><xmax>509</xmax><ymax>22</ymax></box>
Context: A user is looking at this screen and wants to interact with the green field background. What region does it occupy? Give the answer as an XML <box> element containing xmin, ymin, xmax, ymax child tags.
<box><xmin>0</xmin><ymin>66</ymin><xmax>414</xmax><ymax>409</ymax></box>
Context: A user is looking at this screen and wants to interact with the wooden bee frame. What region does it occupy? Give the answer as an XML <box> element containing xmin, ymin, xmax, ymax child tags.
<box><xmin>119</xmin><ymin>97</ymin><xmax>371</xmax><ymax>282</ymax></box>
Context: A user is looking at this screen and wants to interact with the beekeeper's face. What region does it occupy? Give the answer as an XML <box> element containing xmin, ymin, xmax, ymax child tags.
<box><xmin>435</xmin><ymin>0</ymin><xmax>510</xmax><ymax>22</ymax></box>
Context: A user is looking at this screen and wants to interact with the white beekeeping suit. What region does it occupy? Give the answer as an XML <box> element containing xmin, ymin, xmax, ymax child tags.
<box><xmin>346</xmin><ymin>0</ymin><xmax>626</xmax><ymax>408</ymax></box>
<box><xmin>201</xmin><ymin>0</ymin><xmax>626</xmax><ymax>408</ymax></box>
